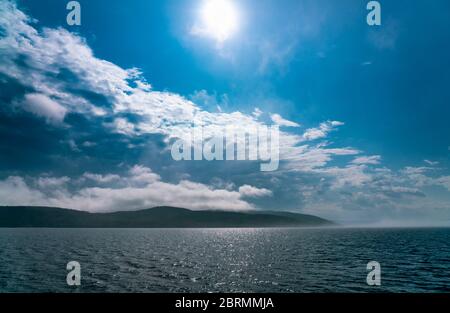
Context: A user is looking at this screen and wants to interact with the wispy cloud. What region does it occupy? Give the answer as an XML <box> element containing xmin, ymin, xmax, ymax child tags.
<box><xmin>270</xmin><ymin>113</ymin><xmax>300</xmax><ymax>127</ymax></box>
<box><xmin>424</xmin><ymin>159</ymin><xmax>439</xmax><ymax>166</ymax></box>
<box><xmin>302</xmin><ymin>121</ymin><xmax>344</xmax><ymax>141</ymax></box>
<box><xmin>352</xmin><ymin>155</ymin><xmax>381</xmax><ymax>165</ymax></box>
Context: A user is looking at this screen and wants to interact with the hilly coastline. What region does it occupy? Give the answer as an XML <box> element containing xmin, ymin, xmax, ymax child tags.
<box><xmin>0</xmin><ymin>206</ymin><xmax>334</xmax><ymax>228</ymax></box>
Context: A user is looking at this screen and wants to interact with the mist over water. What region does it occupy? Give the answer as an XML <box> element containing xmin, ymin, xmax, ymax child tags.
<box><xmin>1</xmin><ymin>228</ymin><xmax>449</xmax><ymax>293</ymax></box>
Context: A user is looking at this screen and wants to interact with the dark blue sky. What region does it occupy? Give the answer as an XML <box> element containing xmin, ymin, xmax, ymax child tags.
<box><xmin>1</xmin><ymin>0</ymin><xmax>449</xmax><ymax>225</ymax></box>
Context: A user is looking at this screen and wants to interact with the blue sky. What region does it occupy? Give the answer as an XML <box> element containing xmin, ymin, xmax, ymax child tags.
<box><xmin>0</xmin><ymin>0</ymin><xmax>450</xmax><ymax>225</ymax></box>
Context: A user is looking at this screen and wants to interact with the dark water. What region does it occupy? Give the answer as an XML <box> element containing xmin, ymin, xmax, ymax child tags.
<box><xmin>0</xmin><ymin>228</ymin><xmax>449</xmax><ymax>293</ymax></box>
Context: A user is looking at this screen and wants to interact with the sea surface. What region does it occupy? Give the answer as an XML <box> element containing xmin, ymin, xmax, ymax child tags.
<box><xmin>0</xmin><ymin>228</ymin><xmax>449</xmax><ymax>293</ymax></box>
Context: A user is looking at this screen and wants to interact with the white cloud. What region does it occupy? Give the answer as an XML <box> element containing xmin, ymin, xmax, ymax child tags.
<box><xmin>0</xmin><ymin>176</ymin><xmax>47</xmax><ymax>206</ymax></box>
<box><xmin>82</xmin><ymin>173</ymin><xmax>121</xmax><ymax>184</ymax></box>
<box><xmin>424</xmin><ymin>159</ymin><xmax>439</xmax><ymax>166</ymax></box>
<box><xmin>352</xmin><ymin>155</ymin><xmax>381</xmax><ymax>165</ymax></box>
<box><xmin>106</xmin><ymin>118</ymin><xmax>138</xmax><ymax>136</ymax></box>
<box><xmin>320</xmin><ymin>164</ymin><xmax>373</xmax><ymax>189</ymax></box>
<box><xmin>22</xmin><ymin>93</ymin><xmax>67</xmax><ymax>124</ymax></box>
<box><xmin>67</xmin><ymin>139</ymin><xmax>80</xmax><ymax>152</ymax></box>
<box><xmin>402</xmin><ymin>166</ymin><xmax>432</xmax><ymax>175</ymax></box>
<box><xmin>238</xmin><ymin>185</ymin><xmax>273</xmax><ymax>198</ymax></box>
<box><xmin>0</xmin><ymin>167</ymin><xmax>260</xmax><ymax>212</ymax></box>
<box><xmin>281</xmin><ymin>142</ymin><xmax>360</xmax><ymax>172</ymax></box>
<box><xmin>380</xmin><ymin>186</ymin><xmax>424</xmax><ymax>196</ymax></box>
<box><xmin>37</xmin><ymin>176</ymin><xmax>70</xmax><ymax>188</ymax></box>
<box><xmin>252</xmin><ymin>108</ymin><xmax>263</xmax><ymax>118</ymax></box>
<box><xmin>128</xmin><ymin>165</ymin><xmax>161</xmax><ymax>185</ymax></box>
<box><xmin>270</xmin><ymin>113</ymin><xmax>300</xmax><ymax>127</ymax></box>
<box><xmin>436</xmin><ymin>176</ymin><xmax>450</xmax><ymax>191</ymax></box>
<box><xmin>302</xmin><ymin>121</ymin><xmax>344</xmax><ymax>141</ymax></box>
<box><xmin>0</xmin><ymin>2</ymin><xmax>355</xmax><ymax>177</ymax></box>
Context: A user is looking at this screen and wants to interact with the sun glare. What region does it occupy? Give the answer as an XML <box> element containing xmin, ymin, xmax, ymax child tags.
<box><xmin>199</xmin><ymin>0</ymin><xmax>240</xmax><ymax>43</ymax></box>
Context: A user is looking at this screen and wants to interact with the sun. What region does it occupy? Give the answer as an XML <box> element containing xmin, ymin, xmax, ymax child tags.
<box><xmin>198</xmin><ymin>0</ymin><xmax>240</xmax><ymax>43</ymax></box>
